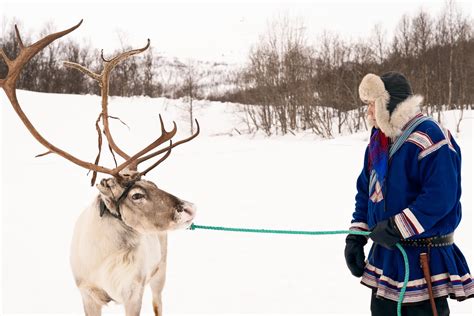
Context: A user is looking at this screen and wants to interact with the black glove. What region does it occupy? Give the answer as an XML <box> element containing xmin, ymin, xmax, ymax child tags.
<box><xmin>344</xmin><ymin>234</ymin><xmax>368</xmax><ymax>277</ymax></box>
<box><xmin>369</xmin><ymin>217</ymin><xmax>403</xmax><ymax>249</ymax></box>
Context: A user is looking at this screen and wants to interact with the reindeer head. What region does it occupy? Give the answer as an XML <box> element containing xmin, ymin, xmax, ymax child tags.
<box><xmin>0</xmin><ymin>21</ymin><xmax>199</xmax><ymax>232</ymax></box>
<box><xmin>97</xmin><ymin>176</ymin><xmax>196</xmax><ymax>233</ymax></box>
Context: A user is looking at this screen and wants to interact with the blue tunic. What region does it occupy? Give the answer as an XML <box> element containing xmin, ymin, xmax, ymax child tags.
<box><xmin>351</xmin><ymin>115</ymin><xmax>474</xmax><ymax>303</ymax></box>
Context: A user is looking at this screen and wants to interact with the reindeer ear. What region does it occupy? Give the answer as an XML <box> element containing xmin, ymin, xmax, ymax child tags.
<box><xmin>98</xmin><ymin>195</ymin><xmax>117</xmax><ymax>215</ymax></box>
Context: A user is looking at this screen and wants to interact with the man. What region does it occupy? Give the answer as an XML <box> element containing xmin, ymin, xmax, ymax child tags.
<box><xmin>344</xmin><ymin>71</ymin><xmax>473</xmax><ymax>315</ymax></box>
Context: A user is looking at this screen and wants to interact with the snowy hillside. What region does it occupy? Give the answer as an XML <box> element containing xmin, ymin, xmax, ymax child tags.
<box><xmin>1</xmin><ymin>90</ymin><xmax>473</xmax><ymax>315</ymax></box>
<box><xmin>152</xmin><ymin>54</ymin><xmax>241</xmax><ymax>98</ymax></box>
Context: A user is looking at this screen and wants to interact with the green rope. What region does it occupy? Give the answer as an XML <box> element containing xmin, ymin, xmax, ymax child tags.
<box><xmin>189</xmin><ymin>223</ymin><xmax>409</xmax><ymax>316</ymax></box>
<box><xmin>395</xmin><ymin>243</ymin><xmax>410</xmax><ymax>316</ymax></box>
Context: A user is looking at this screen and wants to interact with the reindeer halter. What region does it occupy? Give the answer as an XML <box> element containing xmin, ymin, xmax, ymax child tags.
<box><xmin>99</xmin><ymin>180</ymin><xmax>137</xmax><ymax>222</ymax></box>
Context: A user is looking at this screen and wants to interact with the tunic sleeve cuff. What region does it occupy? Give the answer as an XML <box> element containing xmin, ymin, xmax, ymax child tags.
<box><xmin>394</xmin><ymin>208</ymin><xmax>425</xmax><ymax>239</ymax></box>
<box><xmin>349</xmin><ymin>222</ymin><xmax>369</xmax><ymax>232</ymax></box>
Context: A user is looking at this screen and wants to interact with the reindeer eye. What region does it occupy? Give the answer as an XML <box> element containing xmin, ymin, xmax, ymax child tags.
<box><xmin>132</xmin><ymin>193</ymin><xmax>145</xmax><ymax>200</ymax></box>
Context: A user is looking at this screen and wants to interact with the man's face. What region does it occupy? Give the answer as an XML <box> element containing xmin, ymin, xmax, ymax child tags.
<box><xmin>367</xmin><ymin>101</ymin><xmax>379</xmax><ymax>128</ymax></box>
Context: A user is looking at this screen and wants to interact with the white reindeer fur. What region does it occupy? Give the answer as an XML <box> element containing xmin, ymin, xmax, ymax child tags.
<box><xmin>70</xmin><ymin>197</ymin><xmax>167</xmax><ymax>306</ymax></box>
<box><xmin>359</xmin><ymin>73</ymin><xmax>423</xmax><ymax>138</ymax></box>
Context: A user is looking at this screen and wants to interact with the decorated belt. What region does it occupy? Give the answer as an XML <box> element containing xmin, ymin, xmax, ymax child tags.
<box><xmin>400</xmin><ymin>233</ymin><xmax>454</xmax><ymax>247</ymax></box>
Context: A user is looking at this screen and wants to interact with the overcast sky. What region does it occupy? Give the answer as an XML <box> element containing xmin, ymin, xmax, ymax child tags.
<box><xmin>2</xmin><ymin>0</ymin><xmax>473</xmax><ymax>64</ymax></box>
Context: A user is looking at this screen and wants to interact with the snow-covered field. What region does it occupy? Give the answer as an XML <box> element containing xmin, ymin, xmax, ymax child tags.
<box><xmin>1</xmin><ymin>90</ymin><xmax>473</xmax><ymax>315</ymax></box>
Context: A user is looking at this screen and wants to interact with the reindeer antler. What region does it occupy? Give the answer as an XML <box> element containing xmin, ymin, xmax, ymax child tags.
<box><xmin>1</xmin><ymin>21</ymin><xmax>199</xmax><ymax>185</ymax></box>
<box><xmin>0</xmin><ymin>20</ymin><xmax>120</xmax><ymax>177</ymax></box>
<box><xmin>64</xmin><ymin>39</ymin><xmax>200</xmax><ymax>179</ymax></box>
<box><xmin>64</xmin><ymin>40</ymin><xmax>151</xmax><ymax>161</ymax></box>
<box><xmin>137</xmin><ymin>119</ymin><xmax>200</xmax><ymax>175</ymax></box>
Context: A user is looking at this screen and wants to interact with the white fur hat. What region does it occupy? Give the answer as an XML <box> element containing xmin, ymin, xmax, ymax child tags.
<box><xmin>358</xmin><ymin>72</ymin><xmax>423</xmax><ymax>138</ymax></box>
<box><xmin>358</xmin><ymin>73</ymin><xmax>388</xmax><ymax>105</ymax></box>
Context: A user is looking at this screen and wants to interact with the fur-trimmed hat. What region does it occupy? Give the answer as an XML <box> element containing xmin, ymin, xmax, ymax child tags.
<box><xmin>359</xmin><ymin>71</ymin><xmax>423</xmax><ymax>138</ymax></box>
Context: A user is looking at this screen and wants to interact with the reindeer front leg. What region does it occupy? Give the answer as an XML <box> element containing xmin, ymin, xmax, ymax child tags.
<box><xmin>79</xmin><ymin>286</ymin><xmax>107</xmax><ymax>316</ymax></box>
<box><xmin>150</xmin><ymin>262</ymin><xmax>167</xmax><ymax>316</ymax></box>
<box><xmin>123</xmin><ymin>283</ymin><xmax>145</xmax><ymax>316</ymax></box>
<box><xmin>150</xmin><ymin>233</ymin><xmax>168</xmax><ymax>316</ymax></box>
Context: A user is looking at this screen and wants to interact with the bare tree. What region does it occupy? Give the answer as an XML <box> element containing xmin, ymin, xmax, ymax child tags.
<box><xmin>411</xmin><ymin>10</ymin><xmax>433</xmax><ymax>105</ymax></box>
<box><xmin>370</xmin><ymin>24</ymin><xmax>387</xmax><ymax>64</ymax></box>
<box><xmin>142</xmin><ymin>46</ymin><xmax>155</xmax><ymax>97</ymax></box>
<box><xmin>392</xmin><ymin>14</ymin><xmax>413</xmax><ymax>75</ymax></box>
<box><xmin>241</xmin><ymin>15</ymin><xmax>316</xmax><ymax>135</ymax></box>
<box><xmin>177</xmin><ymin>60</ymin><xmax>202</xmax><ymax>134</ymax></box>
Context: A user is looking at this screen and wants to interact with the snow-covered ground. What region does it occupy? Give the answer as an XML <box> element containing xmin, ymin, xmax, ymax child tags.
<box><xmin>1</xmin><ymin>90</ymin><xmax>473</xmax><ymax>315</ymax></box>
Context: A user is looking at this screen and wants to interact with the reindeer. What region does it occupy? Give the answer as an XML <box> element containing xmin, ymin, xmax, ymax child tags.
<box><xmin>0</xmin><ymin>20</ymin><xmax>199</xmax><ymax>316</ymax></box>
